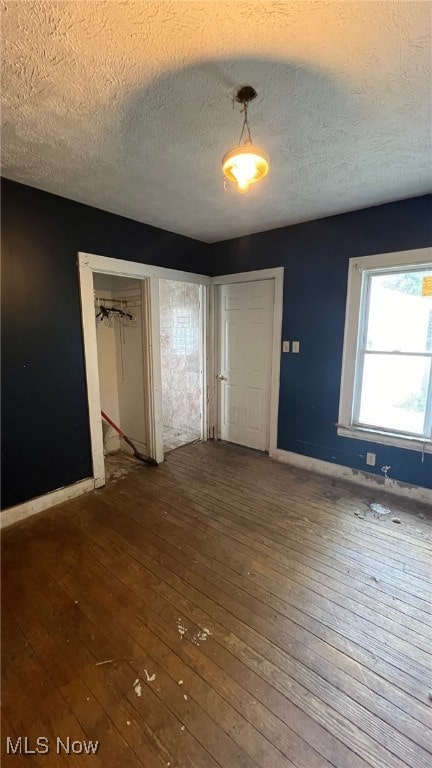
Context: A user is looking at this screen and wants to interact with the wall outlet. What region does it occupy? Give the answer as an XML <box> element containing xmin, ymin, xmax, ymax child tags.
<box><xmin>282</xmin><ymin>341</ymin><xmax>290</xmax><ymax>352</ymax></box>
<box><xmin>292</xmin><ymin>341</ymin><xmax>300</xmax><ymax>353</ymax></box>
<box><xmin>366</xmin><ymin>452</ymin><xmax>376</xmax><ymax>466</ymax></box>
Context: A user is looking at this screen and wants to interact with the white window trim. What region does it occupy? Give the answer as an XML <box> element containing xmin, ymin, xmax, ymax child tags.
<box><xmin>338</xmin><ymin>246</ymin><xmax>432</xmax><ymax>454</ymax></box>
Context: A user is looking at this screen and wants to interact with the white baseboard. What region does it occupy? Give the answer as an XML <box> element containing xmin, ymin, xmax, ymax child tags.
<box><xmin>2</xmin><ymin>449</ymin><xmax>429</xmax><ymax>530</ymax></box>
<box><xmin>1</xmin><ymin>478</ymin><xmax>95</xmax><ymax>530</ymax></box>
<box><xmin>270</xmin><ymin>448</ymin><xmax>431</xmax><ymax>505</ymax></box>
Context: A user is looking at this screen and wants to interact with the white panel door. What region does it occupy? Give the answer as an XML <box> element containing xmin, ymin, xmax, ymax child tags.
<box><xmin>218</xmin><ymin>280</ymin><xmax>274</xmax><ymax>450</ymax></box>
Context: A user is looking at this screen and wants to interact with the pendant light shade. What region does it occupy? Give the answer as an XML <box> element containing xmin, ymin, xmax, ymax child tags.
<box><xmin>222</xmin><ymin>142</ymin><xmax>269</xmax><ymax>193</ymax></box>
<box><xmin>222</xmin><ymin>86</ymin><xmax>269</xmax><ymax>193</ymax></box>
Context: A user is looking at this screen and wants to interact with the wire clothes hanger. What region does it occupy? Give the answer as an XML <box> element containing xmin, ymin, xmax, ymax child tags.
<box><xmin>96</xmin><ymin>305</ymin><xmax>134</xmax><ymax>322</ymax></box>
<box><xmin>94</xmin><ymin>297</ymin><xmax>136</xmax><ymax>327</ymax></box>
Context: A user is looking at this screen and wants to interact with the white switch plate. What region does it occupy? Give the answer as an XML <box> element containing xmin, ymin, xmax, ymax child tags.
<box><xmin>366</xmin><ymin>452</ymin><xmax>376</xmax><ymax>466</ymax></box>
<box><xmin>283</xmin><ymin>341</ymin><xmax>290</xmax><ymax>352</ymax></box>
<box><xmin>292</xmin><ymin>341</ymin><xmax>300</xmax><ymax>353</ymax></box>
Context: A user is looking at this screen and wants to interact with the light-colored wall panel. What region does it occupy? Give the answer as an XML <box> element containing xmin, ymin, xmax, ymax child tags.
<box><xmin>95</xmin><ymin>290</ymin><xmax>121</xmax><ymax>454</ymax></box>
<box><xmin>160</xmin><ymin>280</ymin><xmax>201</xmax><ymax>434</ymax></box>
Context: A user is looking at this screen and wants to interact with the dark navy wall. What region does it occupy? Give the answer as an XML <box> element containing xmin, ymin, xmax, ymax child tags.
<box><xmin>210</xmin><ymin>196</ymin><xmax>432</xmax><ymax>490</ymax></box>
<box><xmin>3</xmin><ymin>180</ymin><xmax>431</xmax><ymax>510</ymax></box>
<box><xmin>1</xmin><ymin>178</ymin><xmax>208</xmax><ymax>509</ymax></box>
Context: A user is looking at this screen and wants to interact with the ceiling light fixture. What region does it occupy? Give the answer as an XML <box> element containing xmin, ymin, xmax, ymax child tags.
<box><xmin>222</xmin><ymin>86</ymin><xmax>269</xmax><ymax>194</ymax></box>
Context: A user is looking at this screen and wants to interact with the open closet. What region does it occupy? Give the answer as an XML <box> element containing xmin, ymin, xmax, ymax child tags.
<box><xmin>93</xmin><ymin>273</ymin><xmax>150</xmax><ymax>463</ymax></box>
<box><xmin>92</xmin><ymin>272</ymin><xmax>203</xmax><ymax>476</ymax></box>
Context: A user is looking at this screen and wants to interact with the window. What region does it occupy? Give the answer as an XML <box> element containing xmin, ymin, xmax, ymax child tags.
<box><xmin>338</xmin><ymin>248</ymin><xmax>432</xmax><ymax>452</ymax></box>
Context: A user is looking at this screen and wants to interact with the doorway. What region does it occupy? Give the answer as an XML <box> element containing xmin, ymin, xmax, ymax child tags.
<box><xmin>216</xmin><ymin>279</ymin><xmax>275</xmax><ymax>451</ymax></box>
<box><xmin>93</xmin><ymin>273</ymin><xmax>149</xmax><ymax>478</ymax></box>
<box><xmin>212</xmin><ymin>268</ymin><xmax>284</xmax><ymax>456</ymax></box>
<box><xmin>79</xmin><ymin>253</ymin><xmax>282</xmax><ymax>489</ymax></box>
<box><xmin>159</xmin><ymin>279</ymin><xmax>202</xmax><ymax>452</ymax></box>
<box><xmin>78</xmin><ymin>251</ymin><xmax>209</xmax><ymax>488</ymax></box>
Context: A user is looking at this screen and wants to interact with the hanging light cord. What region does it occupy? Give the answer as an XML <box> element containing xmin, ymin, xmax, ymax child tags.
<box><xmin>238</xmin><ymin>100</ymin><xmax>253</xmax><ymax>145</ymax></box>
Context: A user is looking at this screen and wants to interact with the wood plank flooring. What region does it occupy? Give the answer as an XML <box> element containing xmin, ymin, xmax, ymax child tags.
<box><xmin>2</xmin><ymin>441</ymin><xmax>432</xmax><ymax>768</ymax></box>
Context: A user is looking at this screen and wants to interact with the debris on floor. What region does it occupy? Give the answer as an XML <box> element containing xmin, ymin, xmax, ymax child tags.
<box><xmin>104</xmin><ymin>451</ymin><xmax>142</xmax><ymax>484</ymax></box>
<box><xmin>354</xmin><ymin>511</ymin><xmax>365</xmax><ymax>519</ymax></box>
<box><xmin>176</xmin><ymin>618</ymin><xmax>212</xmax><ymax>646</ymax></box>
<box><xmin>95</xmin><ymin>659</ymin><xmax>115</xmax><ymax>666</ymax></box>
<box><xmin>178</xmin><ymin>680</ymin><xmax>183</xmax><ymax>685</ymax></box>
<box><xmin>133</xmin><ymin>679</ymin><xmax>142</xmax><ymax>698</ymax></box>
<box><xmin>109</xmin><ymin>468</ymin><xmax>131</xmax><ymax>482</ymax></box>
<box><xmin>177</xmin><ymin>618</ymin><xmax>187</xmax><ymax>639</ymax></box>
<box><xmin>370</xmin><ymin>502</ymin><xmax>391</xmax><ymax>517</ymax></box>
<box><xmin>163</xmin><ymin>426</ymin><xmax>200</xmax><ymax>453</ymax></box>
<box><xmin>392</xmin><ymin>517</ymin><xmax>402</xmax><ymax>524</ymax></box>
<box><xmin>144</xmin><ymin>669</ymin><xmax>156</xmax><ymax>682</ymax></box>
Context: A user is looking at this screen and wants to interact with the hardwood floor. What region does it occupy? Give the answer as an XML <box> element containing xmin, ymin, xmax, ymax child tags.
<box><xmin>2</xmin><ymin>441</ymin><xmax>431</xmax><ymax>768</ymax></box>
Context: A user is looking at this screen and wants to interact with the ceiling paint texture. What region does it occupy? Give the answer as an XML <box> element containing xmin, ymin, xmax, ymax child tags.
<box><xmin>1</xmin><ymin>1</ymin><xmax>431</xmax><ymax>242</ymax></box>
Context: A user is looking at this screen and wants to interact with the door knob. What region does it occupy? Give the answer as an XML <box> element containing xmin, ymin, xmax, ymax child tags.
<box><xmin>216</xmin><ymin>373</ymin><xmax>226</xmax><ymax>381</ymax></box>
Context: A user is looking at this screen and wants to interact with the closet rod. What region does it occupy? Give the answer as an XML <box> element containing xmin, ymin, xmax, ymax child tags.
<box><xmin>94</xmin><ymin>295</ymin><xmax>130</xmax><ymax>304</ymax></box>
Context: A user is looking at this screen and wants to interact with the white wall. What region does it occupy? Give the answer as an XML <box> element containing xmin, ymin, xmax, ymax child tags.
<box><xmin>95</xmin><ymin>289</ymin><xmax>121</xmax><ymax>454</ymax></box>
<box><xmin>159</xmin><ymin>279</ymin><xmax>201</xmax><ymax>433</ymax></box>
<box><xmin>94</xmin><ymin>277</ymin><xmax>148</xmax><ymax>455</ymax></box>
<box><xmin>112</xmin><ymin>282</ymin><xmax>148</xmax><ymax>453</ymax></box>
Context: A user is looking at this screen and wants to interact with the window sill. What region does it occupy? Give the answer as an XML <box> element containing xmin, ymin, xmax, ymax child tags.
<box><xmin>337</xmin><ymin>425</ymin><xmax>432</xmax><ymax>454</ymax></box>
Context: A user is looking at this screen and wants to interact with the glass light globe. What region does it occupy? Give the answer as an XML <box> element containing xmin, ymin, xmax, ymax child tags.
<box><xmin>222</xmin><ymin>144</ymin><xmax>269</xmax><ymax>193</ymax></box>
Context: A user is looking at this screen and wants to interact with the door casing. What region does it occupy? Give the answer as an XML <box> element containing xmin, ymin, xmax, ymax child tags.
<box><xmin>78</xmin><ymin>253</ymin><xmax>283</xmax><ymax>487</ymax></box>
<box><xmin>78</xmin><ymin>251</ymin><xmax>210</xmax><ymax>487</ymax></box>
<box><xmin>211</xmin><ymin>268</ymin><xmax>284</xmax><ymax>455</ymax></box>
<box><xmin>217</xmin><ymin>279</ymin><xmax>275</xmax><ymax>451</ymax></box>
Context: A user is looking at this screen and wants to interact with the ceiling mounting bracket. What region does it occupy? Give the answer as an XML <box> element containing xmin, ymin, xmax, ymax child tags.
<box><xmin>234</xmin><ymin>85</ymin><xmax>257</xmax><ymax>104</ymax></box>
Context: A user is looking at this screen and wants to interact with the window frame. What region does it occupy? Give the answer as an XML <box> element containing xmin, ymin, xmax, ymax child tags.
<box><xmin>338</xmin><ymin>247</ymin><xmax>432</xmax><ymax>453</ymax></box>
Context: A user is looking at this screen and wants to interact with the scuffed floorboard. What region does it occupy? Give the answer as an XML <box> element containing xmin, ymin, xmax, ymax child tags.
<box><xmin>2</xmin><ymin>441</ymin><xmax>431</xmax><ymax>767</ymax></box>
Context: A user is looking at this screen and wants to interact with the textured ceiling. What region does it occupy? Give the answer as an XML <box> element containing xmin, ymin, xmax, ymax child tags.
<box><xmin>1</xmin><ymin>1</ymin><xmax>431</xmax><ymax>242</ymax></box>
